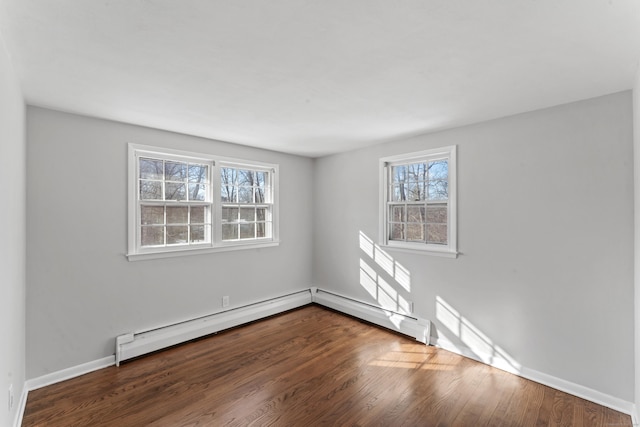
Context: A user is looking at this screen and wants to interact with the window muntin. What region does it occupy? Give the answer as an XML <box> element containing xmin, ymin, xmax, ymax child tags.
<box><xmin>381</xmin><ymin>146</ymin><xmax>457</xmax><ymax>256</ymax></box>
<box><xmin>128</xmin><ymin>144</ymin><xmax>278</xmax><ymax>259</ymax></box>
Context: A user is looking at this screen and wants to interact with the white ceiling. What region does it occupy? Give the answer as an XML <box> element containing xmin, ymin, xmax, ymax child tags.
<box><xmin>1</xmin><ymin>1</ymin><xmax>639</xmax><ymax>157</ymax></box>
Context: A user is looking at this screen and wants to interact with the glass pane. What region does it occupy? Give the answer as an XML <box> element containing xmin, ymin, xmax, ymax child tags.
<box><xmin>392</xmin><ymin>185</ymin><xmax>406</xmax><ymax>201</ymax></box>
<box><xmin>426</xmin><ymin>206</ymin><xmax>447</xmax><ymax>224</ymax></box>
<box><xmin>407</xmin><ymin>182</ymin><xmax>423</xmax><ymax>201</ymax></box>
<box><xmin>222</xmin><ymin>207</ymin><xmax>238</xmax><ymax>223</ymax></box>
<box><xmin>255</xmin><ymin>171</ymin><xmax>266</xmax><ymax>186</ymax></box>
<box><xmin>427</xmin><ymin>180</ymin><xmax>448</xmax><ymax>200</ymax></box>
<box><xmin>390</xmin><ymin>205</ymin><xmax>404</xmax><ymax>222</ymax></box>
<box><xmin>140</xmin><ymin>180</ymin><xmax>162</xmax><ymax>200</ymax></box>
<box><xmin>390</xmin><ymin>223</ymin><xmax>405</xmax><ymax>241</ymax></box>
<box><xmin>165</xmin><ymin>183</ymin><xmax>186</xmax><ymax>200</ymax></box>
<box><xmin>407</xmin><ymin>163</ymin><xmax>427</xmax><ymax>183</ymax></box>
<box><xmin>191</xmin><ymin>206</ymin><xmax>205</xmax><ymax>224</ymax></box>
<box><xmin>428</xmin><ymin>160</ymin><xmax>448</xmax><ymax>180</ymax></box>
<box><xmin>188</xmin><ymin>164</ymin><xmax>208</xmax><ymax>183</ymax></box>
<box><xmin>221</xmin><ymin>185</ymin><xmax>236</xmax><ymax>202</ymax></box>
<box><xmin>167</xmin><ymin>225</ymin><xmax>188</xmax><ymax>244</ymax></box>
<box><xmin>256</xmin><ymin>208</ymin><xmax>266</xmax><ymax>221</ymax></box>
<box><xmin>407</xmin><ymin>223</ymin><xmax>425</xmax><ymax>242</ymax></box>
<box><xmin>407</xmin><ymin>206</ymin><xmax>425</xmax><ymax>223</ymax></box>
<box><xmin>240</xmin><ymin>223</ymin><xmax>255</xmax><ymax>239</ymax></box>
<box><xmin>190</xmin><ymin>225</ymin><xmax>207</xmax><ymax>243</ymax></box>
<box><xmin>255</xmin><ymin>187</ymin><xmax>265</xmax><ymax>203</ymax></box>
<box><xmin>238</xmin><ymin>170</ymin><xmax>254</xmax><ymax>186</ymax></box>
<box><xmin>240</xmin><ymin>207</ymin><xmax>255</xmax><ymax>222</ymax></box>
<box><xmin>222</xmin><ymin>224</ymin><xmax>238</xmax><ymax>240</ymax></box>
<box><xmin>238</xmin><ymin>187</ymin><xmax>253</xmax><ymax>203</ymax></box>
<box><xmin>141</xmin><ymin>226</ymin><xmax>164</xmax><ymax>246</ymax></box>
<box><xmin>392</xmin><ymin>165</ymin><xmax>406</xmax><ymax>184</ymax></box>
<box><xmin>139</xmin><ymin>158</ymin><xmax>163</xmax><ymax>180</ymax></box>
<box><xmin>427</xmin><ymin>224</ymin><xmax>448</xmax><ymax>244</ymax></box>
<box><xmin>141</xmin><ymin>206</ymin><xmax>164</xmax><ymax>225</ymax></box>
<box><xmin>188</xmin><ymin>184</ymin><xmax>206</xmax><ymax>201</ymax></box>
<box><xmin>165</xmin><ymin>161</ymin><xmax>187</xmax><ymax>181</ymax></box>
<box><xmin>256</xmin><ymin>222</ymin><xmax>266</xmax><ymax>238</ymax></box>
<box><xmin>166</xmin><ymin>206</ymin><xmax>188</xmax><ymax>224</ymax></box>
<box><xmin>221</xmin><ymin>168</ymin><xmax>237</xmax><ymax>186</ymax></box>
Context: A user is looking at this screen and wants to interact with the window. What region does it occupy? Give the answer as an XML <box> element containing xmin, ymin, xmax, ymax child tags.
<box><xmin>128</xmin><ymin>144</ymin><xmax>278</xmax><ymax>260</ymax></box>
<box><xmin>380</xmin><ymin>146</ymin><xmax>457</xmax><ymax>257</ymax></box>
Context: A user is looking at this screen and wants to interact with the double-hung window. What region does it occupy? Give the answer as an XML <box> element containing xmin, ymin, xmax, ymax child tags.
<box><xmin>380</xmin><ymin>146</ymin><xmax>457</xmax><ymax>257</ymax></box>
<box><xmin>128</xmin><ymin>144</ymin><xmax>278</xmax><ymax>260</ymax></box>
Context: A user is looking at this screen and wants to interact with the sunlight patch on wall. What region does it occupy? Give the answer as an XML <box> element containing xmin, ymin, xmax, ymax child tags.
<box><xmin>436</xmin><ymin>296</ymin><xmax>521</xmax><ymax>374</ymax></box>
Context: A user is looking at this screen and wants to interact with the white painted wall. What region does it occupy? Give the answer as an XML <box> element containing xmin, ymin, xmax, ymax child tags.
<box><xmin>313</xmin><ymin>92</ymin><xmax>635</xmax><ymax>401</ymax></box>
<box><xmin>26</xmin><ymin>107</ymin><xmax>314</xmax><ymax>379</ymax></box>
<box><xmin>0</xmin><ymin>29</ymin><xmax>26</xmax><ymax>427</ymax></box>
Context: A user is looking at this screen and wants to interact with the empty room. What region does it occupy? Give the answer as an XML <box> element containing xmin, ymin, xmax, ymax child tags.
<box><xmin>2</xmin><ymin>1</ymin><xmax>640</xmax><ymax>426</ymax></box>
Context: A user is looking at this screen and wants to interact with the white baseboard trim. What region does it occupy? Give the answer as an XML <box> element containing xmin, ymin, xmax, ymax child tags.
<box><xmin>433</xmin><ymin>335</ymin><xmax>637</xmax><ymax>419</ymax></box>
<box><xmin>13</xmin><ymin>385</ymin><xmax>29</xmax><ymax>427</ymax></box>
<box><xmin>26</xmin><ymin>355</ymin><xmax>116</xmax><ymax>392</ymax></box>
<box><xmin>311</xmin><ymin>287</ymin><xmax>430</xmax><ymax>344</ymax></box>
<box><xmin>116</xmin><ymin>289</ymin><xmax>313</xmax><ymax>365</ymax></box>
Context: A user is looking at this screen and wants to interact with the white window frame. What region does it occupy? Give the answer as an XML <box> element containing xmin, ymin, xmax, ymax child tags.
<box><xmin>379</xmin><ymin>145</ymin><xmax>457</xmax><ymax>258</ymax></box>
<box><xmin>127</xmin><ymin>144</ymin><xmax>279</xmax><ymax>261</ymax></box>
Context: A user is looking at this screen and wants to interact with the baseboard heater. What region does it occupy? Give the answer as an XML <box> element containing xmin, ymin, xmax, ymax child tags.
<box><xmin>311</xmin><ymin>288</ymin><xmax>430</xmax><ymax>344</ymax></box>
<box><xmin>115</xmin><ymin>290</ymin><xmax>313</xmax><ymax>366</ymax></box>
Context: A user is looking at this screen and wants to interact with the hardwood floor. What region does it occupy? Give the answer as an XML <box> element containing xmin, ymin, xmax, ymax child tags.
<box><xmin>23</xmin><ymin>305</ymin><xmax>631</xmax><ymax>426</ymax></box>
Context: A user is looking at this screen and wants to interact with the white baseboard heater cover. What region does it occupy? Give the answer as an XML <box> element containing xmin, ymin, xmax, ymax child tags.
<box><xmin>115</xmin><ymin>290</ymin><xmax>312</xmax><ymax>365</ymax></box>
<box><xmin>311</xmin><ymin>288</ymin><xmax>430</xmax><ymax>344</ymax></box>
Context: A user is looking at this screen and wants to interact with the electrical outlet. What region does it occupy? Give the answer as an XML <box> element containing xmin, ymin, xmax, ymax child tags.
<box><xmin>8</xmin><ymin>384</ymin><xmax>13</xmax><ymax>411</ymax></box>
<box><xmin>222</xmin><ymin>296</ymin><xmax>230</xmax><ymax>308</ymax></box>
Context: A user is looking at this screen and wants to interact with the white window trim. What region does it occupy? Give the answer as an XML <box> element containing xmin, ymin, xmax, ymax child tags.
<box><xmin>378</xmin><ymin>145</ymin><xmax>458</xmax><ymax>258</ymax></box>
<box><xmin>127</xmin><ymin>143</ymin><xmax>279</xmax><ymax>261</ymax></box>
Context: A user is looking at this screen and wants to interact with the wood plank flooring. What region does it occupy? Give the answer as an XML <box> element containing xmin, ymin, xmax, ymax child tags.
<box><xmin>23</xmin><ymin>305</ymin><xmax>631</xmax><ymax>426</ymax></box>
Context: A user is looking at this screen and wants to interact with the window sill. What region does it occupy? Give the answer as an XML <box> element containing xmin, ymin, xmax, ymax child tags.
<box><xmin>380</xmin><ymin>244</ymin><xmax>458</xmax><ymax>259</ymax></box>
<box><xmin>127</xmin><ymin>240</ymin><xmax>280</xmax><ymax>262</ymax></box>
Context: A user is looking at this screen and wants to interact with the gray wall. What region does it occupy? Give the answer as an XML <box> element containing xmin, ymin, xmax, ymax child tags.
<box><xmin>26</xmin><ymin>107</ymin><xmax>314</xmax><ymax>378</ymax></box>
<box><xmin>0</xmin><ymin>31</ymin><xmax>26</xmax><ymax>426</ymax></box>
<box><xmin>313</xmin><ymin>92</ymin><xmax>635</xmax><ymax>401</ymax></box>
<box><xmin>634</xmin><ymin>67</ymin><xmax>640</xmax><ymax>414</ymax></box>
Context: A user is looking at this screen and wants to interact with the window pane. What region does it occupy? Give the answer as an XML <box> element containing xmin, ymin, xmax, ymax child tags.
<box><xmin>390</xmin><ymin>205</ymin><xmax>404</xmax><ymax>222</ymax></box>
<box><xmin>221</xmin><ymin>168</ymin><xmax>237</xmax><ymax>186</ymax></box>
<box><xmin>256</xmin><ymin>222</ymin><xmax>266</xmax><ymax>238</ymax></box>
<box><xmin>222</xmin><ymin>207</ymin><xmax>238</xmax><ymax>223</ymax></box>
<box><xmin>255</xmin><ymin>187</ymin><xmax>265</xmax><ymax>203</ymax></box>
<box><xmin>238</xmin><ymin>187</ymin><xmax>253</xmax><ymax>203</ymax></box>
<box><xmin>188</xmin><ymin>164</ymin><xmax>208</xmax><ymax>183</ymax></box>
<box><xmin>407</xmin><ymin>163</ymin><xmax>427</xmax><ymax>183</ymax></box>
<box><xmin>141</xmin><ymin>226</ymin><xmax>164</xmax><ymax>246</ymax></box>
<box><xmin>427</xmin><ymin>180</ymin><xmax>448</xmax><ymax>200</ymax></box>
<box><xmin>240</xmin><ymin>207</ymin><xmax>255</xmax><ymax>222</ymax></box>
<box><xmin>390</xmin><ymin>223</ymin><xmax>405</xmax><ymax>241</ymax></box>
<box><xmin>139</xmin><ymin>158</ymin><xmax>163</xmax><ymax>180</ymax></box>
<box><xmin>427</xmin><ymin>224</ymin><xmax>448</xmax><ymax>244</ymax></box>
<box><xmin>188</xmin><ymin>183</ymin><xmax>206</xmax><ymax>201</ymax></box>
<box><xmin>222</xmin><ymin>224</ymin><xmax>238</xmax><ymax>240</ymax></box>
<box><xmin>141</xmin><ymin>206</ymin><xmax>164</xmax><ymax>225</ymax></box>
<box><xmin>165</xmin><ymin>183</ymin><xmax>186</xmax><ymax>200</ymax></box>
<box><xmin>407</xmin><ymin>223</ymin><xmax>425</xmax><ymax>242</ymax></box>
<box><xmin>428</xmin><ymin>160</ymin><xmax>448</xmax><ymax>180</ymax></box>
<box><xmin>167</xmin><ymin>225</ymin><xmax>188</xmax><ymax>244</ymax></box>
<box><xmin>238</xmin><ymin>170</ymin><xmax>254</xmax><ymax>186</ymax></box>
<box><xmin>407</xmin><ymin>182</ymin><xmax>423</xmax><ymax>201</ymax></box>
<box><xmin>255</xmin><ymin>171</ymin><xmax>266</xmax><ymax>186</ymax></box>
<box><xmin>392</xmin><ymin>184</ymin><xmax>406</xmax><ymax>201</ymax></box>
<box><xmin>140</xmin><ymin>180</ymin><xmax>162</xmax><ymax>200</ymax></box>
<box><xmin>190</xmin><ymin>225</ymin><xmax>207</xmax><ymax>243</ymax></box>
<box><xmin>165</xmin><ymin>161</ymin><xmax>187</xmax><ymax>181</ymax></box>
<box><xmin>191</xmin><ymin>206</ymin><xmax>205</xmax><ymax>224</ymax></box>
<box><xmin>426</xmin><ymin>206</ymin><xmax>447</xmax><ymax>224</ymax></box>
<box><xmin>392</xmin><ymin>165</ymin><xmax>406</xmax><ymax>184</ymax></box>
<box><xmin>407</xmin><ymin>206</ymin><xmax>425</xmax><ymax>223</ymax></box>
<box><xmin>221</xmin><ymin>185</ymin><xmax>236</xmax><ymax>202</ymax></box>
<box><xmin>256</xmin><ymin>208</ymin><xmax>266</xmax><ymax>221</ymax></box>
<box><xmin>240</xmin><ymin>223</ymin><xmax>255</xmax><ymax>239</ymax></box>
<box><xmin>166</xmin><ymin>206</ymin><xmax>188</xmax><ymax>224</ymax></box>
